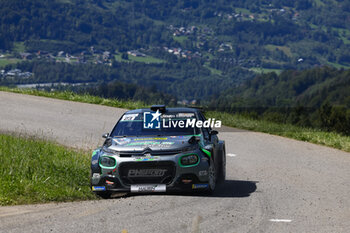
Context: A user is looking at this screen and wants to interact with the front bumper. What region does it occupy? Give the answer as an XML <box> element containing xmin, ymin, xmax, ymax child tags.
<box><xmin>91</xmin><ymin>149</ymin><xmax>211</xmax><ymax>192</ymax></box>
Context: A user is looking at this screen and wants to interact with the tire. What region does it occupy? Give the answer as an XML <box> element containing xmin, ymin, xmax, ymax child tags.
<box><xmin>217</xmin><ymin>146</ymin><xmax>226</xmax><ymax>183</ymax></box>
<box><xmin>206</xmin><ymin>159</ymin><xmax>217</xmax><ymax>194</ymax></box>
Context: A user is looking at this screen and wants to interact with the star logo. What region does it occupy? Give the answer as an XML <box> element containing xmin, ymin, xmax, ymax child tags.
<box><xmin>151</xmin><ymin>110</ymin><xmax>161</xmax><ymax>122</ymax></box>
<box><xmin>143</xmin><ymin>110</ymin><xmax>161</xmax><ymax>129</ymax></box>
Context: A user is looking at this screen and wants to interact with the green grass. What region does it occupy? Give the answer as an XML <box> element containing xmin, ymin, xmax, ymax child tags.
<box><xmin>115</xmin><ymin>53</ymin><xmax>165</xmax><ymax>64</ymax></box>
<box><xmin>249</xmin><ymin>67</ymin><xmax>282</xmax><ymax>74</ymax></box>
<box><xmin>1</xmin><ymin>87</ymin><xmax>349</xmax><ymax>152</ymax></box>
<box><xmin>13</xmin><ymin>42</ymin><xmax>25</xmax><ymax>53</ymax></box>
<box><xmin>114</xmin><ymin>53</ymin><xmax>124</xmax><ymax>62</ymax></box>
<box><xmin>314</xmin><ymin>0</ymin><xmax>325</xmax><ymax>7</ymax></box>
<box><xmin>0</xmin><ymin>134</ymin><xmax>96</xmax><ymax>206</ymax></box>
<box><xmin>173</xmin><ymin>36</ymin><xmax>188</xmax><ymax>44</ymax></box>
<box><xmin>128</xmin><ymin>55</ymin><xmax>165</xmax><ymax>64</ymax></box>
<box><xmin>206</xmin><ymin>111</ymin><xmax>350</xmax><ymax>152</ymax></box>
<box><xmin>265</xmin><ymin>44</ymin><xmax>293</xmax><ymax>57</ymax></box>
<box><xmin>234</xmin><ymin>7</ymin><xmax>252</xmax><ymax>15</ymax></box>
<box><xmin>310</xmin><ymin>24</ymin><xmax>350</xmax><ymax>45</ymax></box>
<box><xmin>0</xmin><ymin>59</ymin><xmax>20</xmax><ymax>67</ymax></box>
<box><xmin>57</xmin><ymin>0</ymin><xmax>73</xmax><ymax>3</ymax></box>
<box><xmin>0</xmin><ymin>87</ymin><xmax>145</xmax><ymax>109</ymax></box>
<box><xmin>327</xmin><ymin>61</ymin><xmax>350</xmax><ymax>69</ymax></box>
<box><xmin>333</xmin><ymin>28</ymin><xmax>350</xmax><ymax>45</ymax></box>
<box><xmin>203</xmin><ymin>63</ymin><xmax>223</xmax><ymax>75</ymax></box>
<box><xmin>339</xmin><ymin>35</ymin><xmax>350</xmax><ymax>45</ymax></box>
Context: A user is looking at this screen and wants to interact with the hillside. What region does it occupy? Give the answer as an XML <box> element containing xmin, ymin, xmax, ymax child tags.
<box><xmin>212</xmin><ymin>67</ymin><xmax>350</xmax><ymax>107</ymax></box>
<box><xmin>210</xmin><ymin>67</ymin><xmax>350</xmax><ymax>134</ymax></box>
<box><xmin>1</xmin><ymin>0</ymin><xmax>350</xmax><ymax>101</ymax></box>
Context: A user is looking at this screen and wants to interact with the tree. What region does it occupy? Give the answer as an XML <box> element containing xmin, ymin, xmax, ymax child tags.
<box><xmin>121</xmin><ymin>53</ymin><xmax>129</xmax><ymax>60</ymax></box>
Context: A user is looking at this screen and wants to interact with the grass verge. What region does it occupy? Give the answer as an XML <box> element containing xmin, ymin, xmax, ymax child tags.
<box><xmin>1</xmin><ymin>87</ymin><xmax>349</xmax><ymax>152</ymax></box>
<box><xmin>206</xmin><ymin>111</ymin><xmax>350</xmax><ymax>152</ymax></box>
<box><xmin>0</xmin><ymin>133</ymin><xmax>96</xmax><ymax>206</ymax></box>
<box><xmin>0</xmin><ymin>86</ymin><xmax>145</xmax><ymax>110</ymax></box>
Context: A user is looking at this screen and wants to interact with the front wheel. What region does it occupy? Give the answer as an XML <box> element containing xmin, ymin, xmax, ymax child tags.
<box><xmin>206</xmin><ymin>159</ymin><xmax>217</xmax><ymax>194</ymax></box>
<box><xmin>217</xmin><ymin>146</ymin><xmax>226</xmax><ymax>183</ymax></box>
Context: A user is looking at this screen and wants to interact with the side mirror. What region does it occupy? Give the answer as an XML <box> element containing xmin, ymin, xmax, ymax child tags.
<box><xmin>102</xmin><ymin>133</ymin><xmax>110</xmax><ymax>139</ymax></box>
<box><xmin>210</xmin><ymin>130</ymin><xmax>218</xmax><ymax>135</ymax></box>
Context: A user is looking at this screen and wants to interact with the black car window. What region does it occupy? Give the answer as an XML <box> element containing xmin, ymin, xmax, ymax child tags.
<box><xmin>110</xmin><ymin>112</ymin><xmax>200</xmax><ymax>137</ymax></box>
<box><xmin>197</xmin><ymin>112</ymin><xmax>210</xmax><ymax>140</ymax></box>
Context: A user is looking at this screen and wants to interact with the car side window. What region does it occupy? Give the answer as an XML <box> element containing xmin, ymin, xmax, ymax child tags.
<box><xmin>198</xmin><ymin>112</ymin><xmax>210</xmax><ymax>140</ymax></box>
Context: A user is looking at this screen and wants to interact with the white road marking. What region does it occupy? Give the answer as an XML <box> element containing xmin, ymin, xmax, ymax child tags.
<box><xmin>269</xmin><ymin>219</ymin><xmax>292</xmax><ymax>223</ymax></box>
<box><xmin>191</xmin><ymin>215</ymin><xmax>202</xmax><ymax>233</ymax></box>
<box><xmin>227</xmin><ymin>153</ymin><xmax>237</xmax><ymax>157</ymax></box>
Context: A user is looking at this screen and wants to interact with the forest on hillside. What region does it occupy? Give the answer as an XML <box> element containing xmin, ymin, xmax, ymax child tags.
<box><xmin>209</xmin><ymin>67</ymin><xmax>350</xmax><ymax>135</ymax></box>
<box><xmin>1</xmin><ymin>0</ymin><xmax>350</xmax><ymax>134</ymax></box>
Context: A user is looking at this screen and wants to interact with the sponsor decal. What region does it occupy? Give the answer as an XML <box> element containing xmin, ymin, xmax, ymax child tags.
<box><xmin>92</xmin><ymin>186</ymin><xmax>106</xmax><ymax>191</ymax></box>
<box><xmin>126</xmin><ymin>141</ymin><xmax>175</xmax><ymax>147</ymax></box>
<box><xmin>152</xmin><ymin>137</ymin><xmax>168</xmax><ymax>140</ymax></box>
<box><xmin>163</xmin><ymin>118</ymin><xmax>221</xmax><ymax>128</ymax></box>
<box><xmin>198</xmin><ymin>170</ymin><xmax>208</xmax><ymax>176</ymax></box>
<box><xmin>134</xmin><ymin>137</ymin><xmax>167</xmax><ymax>140</ymax></box>
<box><xmin>201</xmin><ymin>148</ymin><xmax>212</xmax><ymax>157</ymax></box>
<box><xmin>162</xmin><ymin>141</ymin><xmax>174</xmax><ymax>145</ymax></box>
<box><xmin>176</xmin><ymin>113</ymin><xmax>195</xmax><ymax>118</ymax></box>
<box><xmin>113</xmin><ymin>138</ymin><xmax>131</xmax><ymax>145</ymax></box>
<box><xmin>155</xmin><ymin>144</ymin><xmax>175</xmax><ymax>149</ymax></box>
<box><xmin>143</xmin><ymin>111</ymin><xmax>221</xmax><ymax>129</ymax></box>
<box><xmin>120</xmin><ymin>114</ymin><xmax>139</xmax><ymax>121</ymax></box>
<box><xmin>192</xmin><ymin>184</ymin><xmax>209</xmax><ymax>189</ymax></box>
<box><xmin>133</xmin><ymin>156</ymin><xmax>160</xmax><ymax>161</ymax></box>
<box><xmin>91</xmin><ymin>149</ymin><xmax>99</xmax><ymax>157</ymax></box>
<box><xmin>128</xmin><ymin>169</ymin><xmax>167</xmax><ymax>177</ymax></box>
<box><xmin>131</xmin><ymin>184</ymin><xmax>166</xmax><ymax>192</ymax></box>
<box><xmin>143</xmin><ymin>110</ymin><xmax>161</xmax><ymax>129</ymax></box>
<box><xmin>126</xmin><ymin>141</ymin><xmax>160</xmax><ymax>146</ymax></box>
<box><xmin>161</xmin><ymin>114</ymin><xmax>176</xmax><ymax>118</ymax></box>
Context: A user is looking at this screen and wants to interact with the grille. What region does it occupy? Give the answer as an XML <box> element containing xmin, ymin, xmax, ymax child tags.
<box><xmin>119</xmin><ymin>150</ymin><xmax>181</xmax><ymax>157</ymax></box>
<box><xmin>119</xmin><ymin>161</ymin><xmax>176</xmax><ymax>185</ymax></box>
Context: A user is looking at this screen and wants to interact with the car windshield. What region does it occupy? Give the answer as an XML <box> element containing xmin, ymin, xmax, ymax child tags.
<box><xmin>110</xmin><ymin>112</ymin><xmax>199</xmax><ymax>137</ymax></box>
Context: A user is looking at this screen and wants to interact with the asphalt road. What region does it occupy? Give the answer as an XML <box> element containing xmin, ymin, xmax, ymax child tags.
<box><xmin>0</xmin><ymin>91</ymin><xmax>349</xmax><ymax>233</ymax></box>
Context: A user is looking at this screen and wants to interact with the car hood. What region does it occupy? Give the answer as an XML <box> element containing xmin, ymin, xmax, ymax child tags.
<box><xmin>106</xmin><ymin>135</ymin><xmax>197</xmax><ymax>152</ymax></box>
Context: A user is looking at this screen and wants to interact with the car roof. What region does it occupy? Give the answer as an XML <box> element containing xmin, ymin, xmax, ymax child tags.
<box><xmin>125</xmin><ymin>107</ymin><xmax>200</xmax><ymax>114</ymax></box>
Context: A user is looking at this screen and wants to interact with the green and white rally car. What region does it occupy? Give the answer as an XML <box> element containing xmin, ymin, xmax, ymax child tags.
<box><xmin>90</xmin><ymin>105</ymin><xmax>226</xmax><ymax>198</ymax></box>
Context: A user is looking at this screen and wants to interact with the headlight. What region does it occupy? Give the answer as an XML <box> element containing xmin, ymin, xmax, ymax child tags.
<box><xmin>179</xmin><ymin>154</ymin><xmax>199</xmax><ymax>167</ymax></box>
<box><xmin>99</xmin><ymin>156</ymin><xmax>116</xmax><ymax>168</ymax></box>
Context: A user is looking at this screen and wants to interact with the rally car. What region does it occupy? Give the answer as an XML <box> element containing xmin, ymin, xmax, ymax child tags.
<box><xmin>90</xmin><ymin>105</ymin><xmax>226</xmax><ymax>198</ymax></box>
